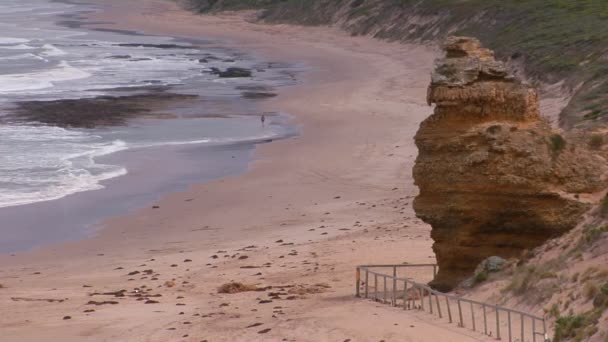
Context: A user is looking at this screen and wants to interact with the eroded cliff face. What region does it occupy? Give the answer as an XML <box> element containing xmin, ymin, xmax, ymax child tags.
<box><xmin>414</xmin><ymin>37</ymin><xmax>607</xmax><ymax>291</ymax></box>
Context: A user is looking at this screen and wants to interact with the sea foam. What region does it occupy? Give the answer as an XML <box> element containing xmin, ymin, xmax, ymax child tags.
<box><xmin>0</xmin><ymin>125</ymin><xmax>128</xmax><ymax>208</ymax></box>
<box><xmin>0</xmin><ymin>61</ymin><xmax>91</xmax><ymax>92</ymax></box>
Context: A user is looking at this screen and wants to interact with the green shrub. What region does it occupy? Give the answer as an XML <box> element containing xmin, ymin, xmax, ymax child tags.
<box><xmin>554</xmin><ymin>307</ymin><xmax>606</xmax><ymax>342</ymax></box>
<box><xmin>554</xmin><ymin>315</ymin><xmax>585</xmax><ymax>341</ymax></box>
<box><xmin>589</xmin><ymin>134</ymin><xmax>605</xmax><ymax>149</ymax></box>
<box><xmin>549</xmin><ymin>134</ymin><xmax>567</xmax><ymax>155</ymax></box>
<box><xmin>474</xmin><ymin>271</ymin><xmax>488</xmax><ymax>284</ymax></box>
<box><xmin>601</xmin><ymin>282</ymin><xmax>608</xmax><ymax>295</ymax></box>
<box><xmin>548</xmin><ymin>302</ymin><xmax>561</xmax><ymax>318</ymax></box>
<box><xmin>581</xmin><ymin>225</ymin><xmax>608</xmax><ymax>245</ymax></box>
<box><xmin>601</xmin><ymin>196</ymin><xmax>608</xmax><ymax>217</ymax></box>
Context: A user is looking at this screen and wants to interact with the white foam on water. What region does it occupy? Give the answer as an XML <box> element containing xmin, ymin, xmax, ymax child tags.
<box><xmin>40</xmin><ymin>43</ymin><xmax>67</xmax><ymax>56</ymax></box>
<box><xmin>1</xmin><ymin>44</ymin><xmax>37</xmax><ymax>50</ymax></box>
<box><xmin>0</xmin><ymin>124</ymin><xmax>286</xmax><ymax>208</ymax></box>
<box><xmin>0</xmin><ymin>61</ymin><xmax>91</xmax><ymax>92</ymax></box>
<box><xmin>0</xmin><ymin>37</ymin><xmax>30</xmax><ymax>45</ymax></box>
<box><xmin>0</xmin><ymin>53</ymin><xmax>45</xmax><ymax>61</ymax></box>
<box><xmin>0</xmin><ymin>125</ymin><xmax>128</xmax><ymax>208</ymax></box>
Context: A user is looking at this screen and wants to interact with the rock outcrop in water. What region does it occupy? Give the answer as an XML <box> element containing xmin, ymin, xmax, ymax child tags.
<box><xmin>413</xmin><ymin>37</ymin><xmax>607</xmax><ymax>291</ymax></box>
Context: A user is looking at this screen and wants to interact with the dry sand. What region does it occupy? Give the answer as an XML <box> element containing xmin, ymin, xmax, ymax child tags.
<box><xmin>0</xmin><ymin>1</ymin><xmax>492</xmax><ymax>341</ymax></box>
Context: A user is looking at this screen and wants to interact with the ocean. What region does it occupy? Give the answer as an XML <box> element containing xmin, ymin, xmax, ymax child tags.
<box><xmin>0</xmin><ymin>0</ymin><xmax>300</xmax><ymax>252</ymax></box>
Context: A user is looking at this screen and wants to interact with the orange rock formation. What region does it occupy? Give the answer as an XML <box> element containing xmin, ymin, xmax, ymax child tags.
<box><xmin>414</xmin><ymin>37</ymin><xmax>607</xmax><ymax>291</ymax></box>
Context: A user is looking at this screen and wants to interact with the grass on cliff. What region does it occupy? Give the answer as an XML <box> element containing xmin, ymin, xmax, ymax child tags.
<box><xmin>553</xmin><ymin>278</ymin><xmax>608</xmax><ymax>342</ymax></box>
<box><xmin>189</xmin><ymin>0</ymin><xmax>608</xmax><ymax>129</ymax></box>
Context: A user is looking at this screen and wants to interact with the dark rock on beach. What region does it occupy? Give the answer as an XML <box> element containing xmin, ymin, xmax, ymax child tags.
<box><xmin>5</xmin><ymin>92</ymin><xmax>197</xmax><ymax>129</ymax></box>
<box><xmin>236</xmin><ymin>85</ymin><xmax>277</xmax><ymax>99</ymax></box>
<box><xmin>205</xmin><ymin>67</ymin><xmax>253</xmax><ymax>78</ymax></box>
<box><xmin>241</xmin><ymin>92</ymin><xmax>277</xmax><ymax>99</ymax></box>
<box><xmin>220</xmin><ymin>67</ymin><xmax>252</xmax><ymax>78</ymax></box>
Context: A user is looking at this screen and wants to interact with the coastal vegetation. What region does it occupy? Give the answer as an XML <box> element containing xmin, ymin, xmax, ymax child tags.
<box><xmin>188</xmin><ymin>0</ymin><xmax>608</xmax><ymax>129</ymax></box>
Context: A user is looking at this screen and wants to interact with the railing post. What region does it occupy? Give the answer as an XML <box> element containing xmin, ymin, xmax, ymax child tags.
<box><xmin>356</xmin><ymin>267</ymin><xmax>361</xmax><ymax>298</ymax></box>
<box><xmin>429</xmin><ymin>289</ymin><xmax>433</xmax><ymax>314</ymax></box>
<box><xmin>543</xmin><ymin>318</ymin><xmax>547</xmax><ymax>342</ymax></box>
<box><xmin>374</xmin><ymin>274</ymin><xmax>378</xmax><ymax>301</ymax></box>
<box><xmin>364</xmin><ymin>269</ymin><xmax>369</xmax><ymax>298</ymax></box>
<box><xmin>383</xmin><ymin>275</ymin><xmax>387</xmax><ymax>304</ymax></box>
<box><xmin>496</xmin><ymin>308</ymin><xmax>501</xmax><ymax>340</ymax></box>
<box><xmin>457</xmin><ymin>299</ymin><xmax>464</xmax><ymax>327</ymax></box>
<box><xmin>392</xmin><ymin>272</ymin><xmax>397</xmax><ymax>306</ymax></box>
<box><xmin>533</xmin><ymin>317</ymin><xmax>537</xmax><ymax>342</ymax></box>
<box><xmin>403</xmin><ymin>280</ymin><xmax>408</xmax><ymax>310</ymax></box>
<box><xmin>446</xmin><ymin>297</ymin><xmax>453</xmax><ymax>323</ymax></box>
<box><xmin>433</xmin><ymin>265</ymin><xmax>437</xmax><ymax>278</ymax></box>
<box><xmin>471</xmin><ymin>302</ymin><xmax>476</xmax><ymax>331</ymax></box>
<box><xmin>419</xmin><ymin>287</ymin><xmax>424</xmax><ymax>311</ymax></box>
<box><xmin>521</xmin><ymin>313</ymin><xmax>524</xmax><ymax>342</ymax></box>
<box><xmin>435</xmin><ymin>294</ymin><xmax>442</xmax><ymax>318</ymax></box>
<box><xmin>483</xmin><ymin>304</ymin><xmax>488</xmax><ymax>335</ymax></box>
<box><xmin>508</xmin><ymin>311</ymin><xmax>512</xmax><ymax>342</ymax></box>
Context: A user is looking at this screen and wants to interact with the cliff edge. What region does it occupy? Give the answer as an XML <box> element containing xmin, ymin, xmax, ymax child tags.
<box><xmin>414</xmin><ymin>37</ymin><xmax>607</xmax><ymax>291</ymax></box>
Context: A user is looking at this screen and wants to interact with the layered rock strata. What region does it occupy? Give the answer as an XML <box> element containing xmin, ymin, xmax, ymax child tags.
<box><xmin>413</xmin><ymin>37</ymin><xmax>606</xmax><ymax>291</ymax></box>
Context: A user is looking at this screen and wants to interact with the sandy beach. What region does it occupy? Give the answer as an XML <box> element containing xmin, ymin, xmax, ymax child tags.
<box><xmin>0</xmin><ymin>1</ymin><xmax>490</xmax><ymax>340</ymax></box>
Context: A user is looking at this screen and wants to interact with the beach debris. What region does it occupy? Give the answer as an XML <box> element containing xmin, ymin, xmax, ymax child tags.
<box><xmin>164</xmin><ymin>280</ymin><xmax>176</xmax><ymax>288</ymax></box>
<box><xmin>258</xmin><ymin>328</ymin><xmax>272</xmax><ymax>334</ymax></box>
<box><xmin>208</xmin><ymin>67</ymin><xmax>253</xmax><ymax>78</ymax></box>
<box><xmin>246</xmin><ymin>323</ymin><xmax>264</xmax><ymax>328</ymax></box>
<box><xmin>89</xmin><ymin>290</ymin><xmax>126</xmax><ymax>297</ymax></box>
<box><xmin>86</xmin><ymin>300</ymin><xmax>119</xmax><ymax>306</ymax></box>
<box><xmin>288</xmin><ymin>283</ymin><xmax>331</xmax><ymax>295</ymax></box>
<box><xmin>11</xmin><ymin>297</ymin><xmax>66</xmax><ymax>303</ymax></box>
<box><xmin>63</xmin><ymin>316</ymin><xmax>71</xmax><ymax>320</ymax></box>
<box><xmin>217</xmin><ymin>282</ymin><xmax>264</xmax><ymax>294</ymax></box>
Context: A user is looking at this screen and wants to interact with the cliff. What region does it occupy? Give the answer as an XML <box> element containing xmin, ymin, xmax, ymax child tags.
<box><xmin>187</xmin><ymin>0</ymin><xmax>608</xmax><ymax>130</ymax></box>
<box><xmin>413</xmin><ymin>37</ymin><xmax>607</xmax><ymax>291</ymax></box>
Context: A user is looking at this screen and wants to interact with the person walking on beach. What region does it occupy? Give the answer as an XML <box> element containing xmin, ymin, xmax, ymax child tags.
<box><xmin>261</xmin><ymin>114</ymin><xmax>266</xmax><ymax>126</ymax></box>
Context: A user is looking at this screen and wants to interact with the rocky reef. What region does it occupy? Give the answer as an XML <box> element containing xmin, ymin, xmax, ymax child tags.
<box><xmin>413</xmin><ymin>37</ymin><xmax>607</xmax><ymax>291</ymax></box>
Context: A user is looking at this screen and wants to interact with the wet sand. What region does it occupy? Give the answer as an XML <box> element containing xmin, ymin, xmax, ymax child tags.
<box><xmin>0</xmin><ymin>0</ymin><xmax>490</xmax><ymax>341</ymax></box>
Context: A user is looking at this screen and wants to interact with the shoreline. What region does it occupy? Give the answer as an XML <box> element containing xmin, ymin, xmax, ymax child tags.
<box><xmin>0</xmin><ymin>1</ymin><xmax>299</xmax><ymax>253</ymax></box>
<box><xmin>0</xmin><ymin>1</ymin><xmax>490</xmax><ymax>340</ymax></box>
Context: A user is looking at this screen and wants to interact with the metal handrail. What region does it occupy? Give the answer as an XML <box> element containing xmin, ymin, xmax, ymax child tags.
<box><xmin>356</xmin><ymin>264</ymin><xmax>549</xmax><ymax>342</ymax></box>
